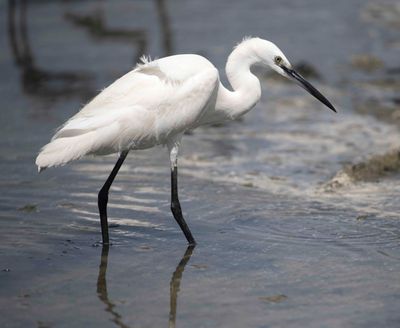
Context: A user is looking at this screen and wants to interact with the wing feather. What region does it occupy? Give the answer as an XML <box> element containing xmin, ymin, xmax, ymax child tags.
<box><xmin>36</xmin><ymin>56</ymin><xmax>219</xmax><ymax>170</ymax></box>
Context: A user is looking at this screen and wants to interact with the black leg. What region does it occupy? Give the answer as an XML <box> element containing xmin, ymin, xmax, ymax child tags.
<box><xmin>170</xmin><ymin>166</ymin><xmax>196</xmax><ymax>245</ymax></box>
<box><xmin>98</xmin><ymin>150</ymin><xmax>129</xmax><ymax>245</ymax></box>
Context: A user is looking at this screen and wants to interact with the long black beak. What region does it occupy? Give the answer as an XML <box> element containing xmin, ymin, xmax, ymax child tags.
<box><xmin>281</xmin><ymin>66</ymin><xmax>336</xmax><ymax>113</ymax></box>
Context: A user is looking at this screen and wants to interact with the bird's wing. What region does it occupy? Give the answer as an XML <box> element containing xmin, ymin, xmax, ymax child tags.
<box><xmin>36</xmin><ymin>56</ymin><xmax>219</xmax><ymax>169</ymax></box>
<box><xmin>54</xmin><ymin>57</ymin><xmax>219</xmax><ymax>138</ymax></box>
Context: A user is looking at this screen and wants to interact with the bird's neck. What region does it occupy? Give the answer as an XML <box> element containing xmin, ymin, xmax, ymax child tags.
<box><xmin>217</xmin><ymin>45</ymin><xmax>262</xmax><ymax>119</ymax></box>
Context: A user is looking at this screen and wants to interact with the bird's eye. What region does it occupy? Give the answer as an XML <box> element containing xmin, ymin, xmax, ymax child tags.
<box><xmin>274</xmin><ymin>56</ymin><xmax>283</xmax><ymax>65</ymax></box>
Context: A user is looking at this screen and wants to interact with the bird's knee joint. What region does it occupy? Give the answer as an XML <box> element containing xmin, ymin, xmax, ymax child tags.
<box><xmin>98</xmin><ymin>189</ymin><xmax>109</xmax><ymax>204</ymax></box>
<box><xmin>170</xmin><ymin>202</ymin><xmax>181</xmax><ymax>213</ymax></box>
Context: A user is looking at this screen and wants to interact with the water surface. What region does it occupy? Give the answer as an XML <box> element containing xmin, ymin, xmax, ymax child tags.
<box><xmin>1</xmin><ymin>0</ymin><xmax>400</xmax><ymax>327</ymax></box>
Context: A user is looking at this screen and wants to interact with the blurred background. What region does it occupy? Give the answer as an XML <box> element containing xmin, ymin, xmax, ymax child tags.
<box><xmin>1</xmin><ymin>1</ymin><xmax>400</xmax><ymax>327</ymax></box>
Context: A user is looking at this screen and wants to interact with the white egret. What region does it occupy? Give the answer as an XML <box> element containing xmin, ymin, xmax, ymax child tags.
<box><xmin>36</xmin><ymin>37</ymin><xmax>336</xmax><ymax>245</ymax></box>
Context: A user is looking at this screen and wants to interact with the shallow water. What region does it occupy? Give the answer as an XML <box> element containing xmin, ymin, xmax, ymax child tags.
<box><xmin>1</xmin><ymin>0</ymin><xmax>400</xmax><ymax>327</ymax></box>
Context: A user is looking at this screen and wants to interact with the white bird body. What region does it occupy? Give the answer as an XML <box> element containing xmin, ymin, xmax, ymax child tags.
<box><xmin>35</xmin><ymin>37</ymin><xmax>336</xmax><ymax>245</ymax></box>
<box><xmin>36</xmin><ymin>54</ymin><xmax>221</xmax><ymax>168</ymax></box>
<box><xmin>36</xmin><ymin>38</ymin><xmax>288</xmax><ymax>170</ymax></box>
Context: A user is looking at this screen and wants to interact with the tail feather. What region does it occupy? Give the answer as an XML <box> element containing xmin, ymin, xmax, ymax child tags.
<box><xmin>36</xmin><ymin>132</ymin><xmax>96</xmax><ymax>169</ymax></box>
<box><xmin>35</xmin><ymin>122</ymin><xmax>120</xmax><ymax>170</ymax></box>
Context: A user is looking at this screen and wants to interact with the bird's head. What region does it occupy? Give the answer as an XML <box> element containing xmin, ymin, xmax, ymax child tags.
<box><xmin>251</xmin><ymin>38</ymin><xmax>336</xmax><ymax>113</ymax></box>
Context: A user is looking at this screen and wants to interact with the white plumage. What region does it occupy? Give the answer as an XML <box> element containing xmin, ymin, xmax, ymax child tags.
<box><xmin>35</xmin><ymin>37</ymin><xmax>336</xmax><ymax>245</ymax></box>
<box><xmin>36</xmin><ymin>54</ymin><xmax>220</xmax><ymax>170</ymax></box>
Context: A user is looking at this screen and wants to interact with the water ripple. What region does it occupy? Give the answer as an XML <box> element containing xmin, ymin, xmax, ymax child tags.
<box><xmin>231</xmin><ymin>212</ymin><xmax>400</xmax><ymax>248</ymax></box>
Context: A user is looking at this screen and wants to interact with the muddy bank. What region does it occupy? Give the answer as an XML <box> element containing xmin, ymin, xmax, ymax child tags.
<box><xmin>326</xmin><ymin>149</ymin><xmax>400</xmax><ymax>189</ymax></box>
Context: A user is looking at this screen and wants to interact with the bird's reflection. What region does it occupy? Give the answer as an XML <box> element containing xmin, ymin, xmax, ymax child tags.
<box><xmin>97</xmin><ymin>245</ymin><xmax>195</xmax><ymax>328</ymax></box>
<box><xmin>96</xmin><ymin>245</ymin><xmax>130</xmax><ymax>328</ymax></box>
<box><xmin>168</xmin><ymin>246</ymin><xmax>194</xmax><ymax>328</ymax></box>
